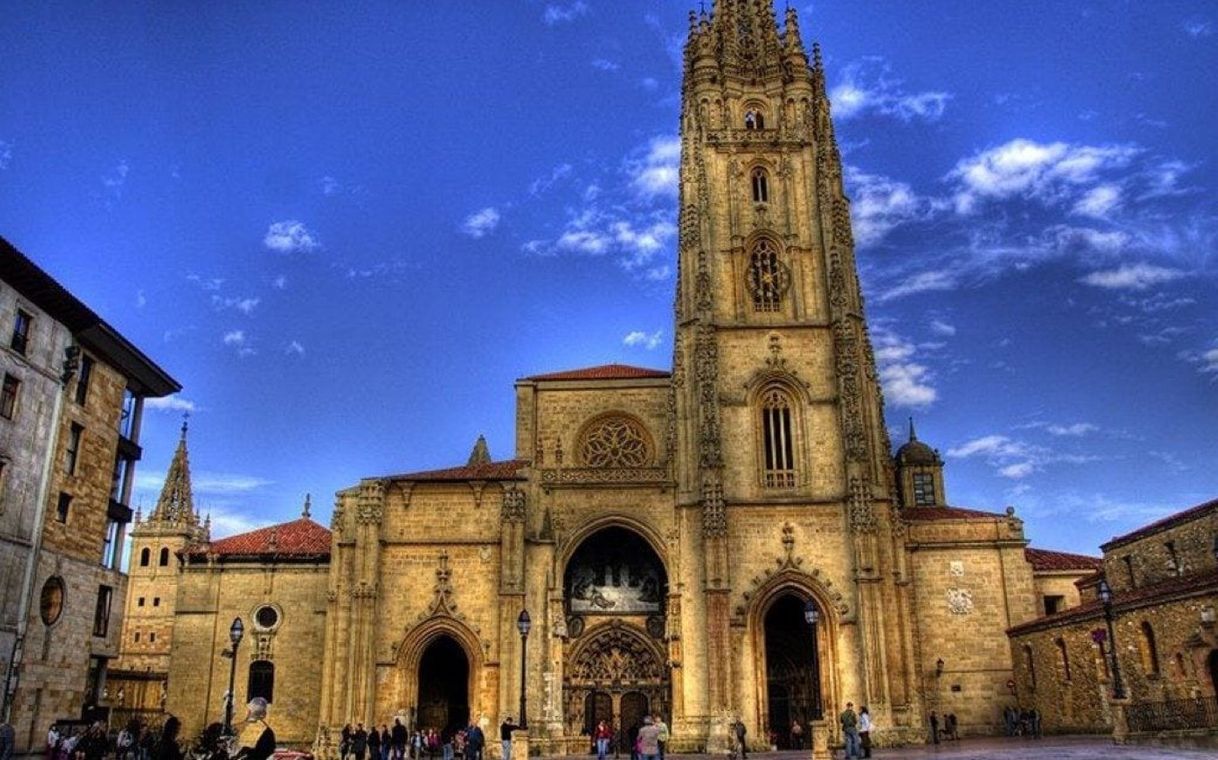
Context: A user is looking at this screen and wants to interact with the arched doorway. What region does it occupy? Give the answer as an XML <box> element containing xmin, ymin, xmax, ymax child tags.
<box><xmin>762</xmin><ymin>594</ymin><xmax>822</xmax><ymax>748</ymax></box>
<box><xmin>1208</xmin><ymin>649</ymin><xmax>1218</xmax><ymax>695</ymax></box>
<box><xmin>417</xmin><ymin>635</ymin><xmax>469</xmax><ymax>735</ymax></box>
<box><xmin>562</xmin><ymin>526</ymin><xmax>669</xmax><ymax>745</ymax></box>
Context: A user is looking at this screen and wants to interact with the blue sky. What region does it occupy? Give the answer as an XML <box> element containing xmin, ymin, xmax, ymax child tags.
<box><xmin>1</xmin><ymin>1</ymin><xmax>1215</xmax><ymax>556</ymax></box>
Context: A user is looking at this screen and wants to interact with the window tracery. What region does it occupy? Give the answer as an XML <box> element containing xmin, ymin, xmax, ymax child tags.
<box><xmin>751</xmin><ymin>167</ymin><xmax>769</xmax><ymax>203</ymax></box>
<box><xmin>578</xmin><ymin>415</ymin><xmax>653</xmax><ymax>468</ymax></box>
<box><xmin>760</xmin><ymin>386</ymin><xmax>797</xmax><ymax>488</ymax></box>
<box><xmin>746</xmin><ymin>239</ymin><xmax>789</xmax><ymax>312</ymax></box>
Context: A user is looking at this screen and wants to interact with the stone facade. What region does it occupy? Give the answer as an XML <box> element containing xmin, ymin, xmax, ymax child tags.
<box><xmin>126</xmin><ymin>3</ymin><xmax>1105</xmax><ymax>754</ymax></box>
<box><xmin>1009</xmin><ymin>499</ymin><xmax>1218</xmax><ymax>741</ymax></box>
<box><xmin>0</xmin><ymin>237</ymin><xmax>179</xmax><ymax>752</ymax></box>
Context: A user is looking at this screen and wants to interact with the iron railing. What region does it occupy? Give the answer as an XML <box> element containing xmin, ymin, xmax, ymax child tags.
<box><xmin>1127</xmin><ymin>696</ymin><xmax>1218</xmax><ymax>733</ymax></box>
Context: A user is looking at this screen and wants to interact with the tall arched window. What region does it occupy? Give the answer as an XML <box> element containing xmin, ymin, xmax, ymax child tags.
<box><xmin>747</xmin><ymin>239</ymin><xmax>786</xmax><ymax>312</ymax></box>
<box><xmin>760</xmin><ymin>386</ymin><xmax>796</xmax><ymax>488</ymax></box>
<box><xmin>1056</xmin><ymin>638</ymin><xmax>1071</xmax><ymax>681</ymax></box>
<box><xmin>744</xmin><ymin>109</ymin><xmax>764</xmax><ymax>129</ymax></box>
<box><xmin>158</xmin><ymin>547</ymin><xmax>169</xmax><ymax>566</ymax></box>
<box><xmin>751</xmin><ymin>167</ymin><xmax>769</xmax><ymax>203</ymax></box>
<box><xmin>1024</xmin><ymin>644</ymin><xmax>1037</xmax><ymax>689</ymax></box>
<box><xmin>139</xmin><ymin>548</ymin><xmax>150</xmax><ymax>567</ymax></box>
<box><xmin>248</xmin><ymin>660</ymin><xmax>274</xmax><ymax>703</ymax></box>
<box><xmin>1140</xmin><ymin>621</ymin><xmax>1160</xmax><ymax>676</ymax></box>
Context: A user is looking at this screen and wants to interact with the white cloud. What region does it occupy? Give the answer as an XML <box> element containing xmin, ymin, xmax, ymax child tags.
<box><xmin>830</xmin><ymin>59</ymin><xmax>950</xmax><ymax>122</ymax></box>
<box><xmin>460</xmin><ymin>207</ymin><xmax>501</xmax><ymax>238</ymax></box>
<box><xmin>186</xmin><ymin>273</ymin><xmax>225</xmax><ymax>291</ymax></box>
<box><xmin>102</xmin><ymin>160</ymin><xmax>129</xmax><ymax>197</ymax></box>
<box><xmin>222</xmin><ymin>330</ymin><xmax>246</xmax><ymax>346</ymax></box>
<box><xmin>873</xmin><ymin>328</ymin><xmax>937</xmax><ymax>408</ymax></box>
<box><xmin>528</xmin><ymin>164</ymin><xmax>573</xmax><ymax>196</ymax></box>
<box><xmin>623</xmin><ymin>330</ymin><xmax>664</xmax><ymax>350</ymax></box>
<box><xmin>542</xmin><ymin>2</ymin><xmax>588</xmax><ymax>25</ymax></box>
<box><xmin>1072</xmin><ymin>183</ymin><xmax>1122</xmax><ymax>218</ymax></box>
<box><xmin>144</xmin><ymin>394</ymin><xmax>198</xmax><ymax>412</ymax></box>
<box><xmin>264</xmin><ymin>220</ymin><xmax>321</xmax><ymax>253</ymax></box>
<box><xmin>1184</xmin><ymin>19</ymin><xmax>1213</xmax><ymax>38</ymax></box>
<box><xmin>556</xmin><ymin>229</ymin><xmax>612</xmax><ymax>255</ymax></box>
<box><xmin>272</xmin><ymin>275</ymin><xmax>288</xmax><ymax>290</ymax></box>
<box><xmin>948</xmin><ymin>139</ymin><xmax>1137</xmax><ymax>214</ymax></box>
<box><xmin>591</xmin><ymin>59</ymin><xmax>620</xmax><ymax>72</ymax></box>
<box><xmin>1078</xmin><ymin>263</ymin><xmax>1187</xmax><ymax>291</ymax></box>
<box><xmin>0</xmin><ymin>140</ymin><xmax>11</xmax><ymax>170</ymax></box>
<box><xmin>628</xmin><ymin>135</ymin><xmax>681</xmax><ymax>199</ymax></box>
<box><xmin>320</xmin><ymin>176</ymin><xmax>341</xmax><ymax>196</ymax></box>
<box><xmin>211</xmin><ymin>295</ymin><xmax>260</xmax><ymax>314</ymax></box>
<box><xmin>285</xmin><ymin>340</ymin><xmax>305</xmax><ymax>356</ymax></box>
<box><xmin>1046</xmin><ymin>423</ymin><xmax>1098</xmax><ymax>437</ymax></box>
<box><xmin>999</xmin><ymin>462</ymin><xmax>1035</xmax><ymax>479</ymax></box>
<box><xmin>878</xmin><ymin>269</ymin><xmax>957</xmax><ymax>302</ymax></box>
<box><xmin>845</xmin><ymin>166</ymin><xmax>929</xmax><ymax>247</ymax></box>
<box><xmin>136</xmin><ymin>290</ymin><xmax>147</xmax><ymax>309</ymax></box>
<box><xmin>947</xmin><ymin>434</ymin><xmax>1033</xmax><ymax>460</ymax></box>
<box><xmin>929</xmin><ymin>319</ymin><xmax>956</xmax><ymax>337</ymax></box>
<box><xmin>640</xmin><ymin>77</ymin><xmax>659</xmax><ymax>91</ymax></box>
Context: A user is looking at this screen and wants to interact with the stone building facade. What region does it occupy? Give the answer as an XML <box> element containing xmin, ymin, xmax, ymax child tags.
<box><xmin>0</xmin><ymin>237</ymin><xmax>179</xmax><ymax>751</ymax></box>
<box><xmin>1009</xmin><ymin>498</ymin><xmax>1218</xmax><ymax>741</ymax></box>
<box><xmin>311</xmin><ymin>4</ymin><xmax>1101</xmax><ymax>754</ymax></box>
<box><xmin>162</xmin><ymin>505</ymin><xmax>330</xmax><ymax>747</ymax></box>
<box><xmin>109</xmin><ymin>422</ymin><xmax>209</xmax><ymax>728</ymax></box>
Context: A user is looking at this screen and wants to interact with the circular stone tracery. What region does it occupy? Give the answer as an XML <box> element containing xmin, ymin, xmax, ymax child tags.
<box><xmin>578</xmin><ymin>415</ymin><xmax>652</xmax><ymax>468</ymax></box>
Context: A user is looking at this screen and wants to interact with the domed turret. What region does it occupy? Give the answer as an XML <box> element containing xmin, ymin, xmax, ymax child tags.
<box><xmin>894</xmin><ymin>419</ymin><xmax>946</xmax><ymax>508</ymax></box>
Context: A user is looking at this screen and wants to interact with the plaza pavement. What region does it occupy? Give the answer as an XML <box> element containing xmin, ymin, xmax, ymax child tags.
<box><xmin>625</xmin><ymin>739</ymin><xmax>1216</xmax><ymax>759</ymax></box>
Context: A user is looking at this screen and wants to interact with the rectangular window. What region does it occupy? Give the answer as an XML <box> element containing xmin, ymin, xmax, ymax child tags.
<box><xmin>10</xmin><ymin>309</ymin><xmax>32</xmax><ymax>355</ymax></box>
<box><xmin>153</xmin><ymin>597</ymin><xmax>160</xmax><ymax>607</ymax></box>
<box><xmin>1</xmin><ymin>374</ymin><xmax>18</xmax><ymax>419</ymax></box>
<box><xmin>912</xmin><ymin>471</ymin><xmax>936</xmax><ymax>506</ymax></box>
<box><xmin>248</xmin><ymin>660</ymin><xmax>275</xmax><ymax>703</ymax></box>
<box><xmin>101</xmin><ymin>518</ymin><xmax>120</xmax><ymax>567</ymax></box>
<box><xmin>138</xmin><ymin>597</ymin><xmax>145</xmax><ymax>607</ymax></box>
<box><xmin>56</xmin><ymin>492</ymin><xmax>72</xmax><ymax>523</ymax></box>
<box><xmin>75</xmin><ymin>355</ymin><xmax>94</xmax><ymax>406</ymax></box>
<box><xmin>1043</xmin><ymin>595</ymin><xmax>1065</xmax><ymax>616</ymax></box>
<box><xmin>65</xmin><ymin>423</ymin><xmax>84</xmax><ymax>475</ymax></box>
<box><xmin>93</xmin><ymin>585</ymin><xmax>113</xmax><ymax>637</ymax></box>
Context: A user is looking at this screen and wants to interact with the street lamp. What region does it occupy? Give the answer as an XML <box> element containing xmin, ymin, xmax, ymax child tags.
<box><xmin>517</xmin><ymin>609</ymin><xmax>531</xmax><ymax>729</ymax></box>
<box><xmin>1097</xmin><ymin>580</ymin><xmax>1126</xmax><ymax>699</ymax></box>
<box><xmin>802</xmin><ymin>600</ymin><xmax>821</xmax><ymax>719</ymax></box>
<box><xmin>935</xmin><ymin>658</ymin><xmax>945</xmax><ymax>678</ymax></box>
<box><xmin>224</xmin><ymin>617</ymin><xmax>245</xmax><ymax>734</ymax></box>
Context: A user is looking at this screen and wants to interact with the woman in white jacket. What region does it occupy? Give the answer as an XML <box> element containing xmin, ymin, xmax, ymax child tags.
<box><xmin>858</xmin><ymin>707</ymin><xmax>873</xmax><ymax>758</ymax></box>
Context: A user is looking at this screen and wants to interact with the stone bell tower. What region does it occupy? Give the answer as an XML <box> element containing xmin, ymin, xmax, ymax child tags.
<box><xmin>670</xmin><ymin>0</ymin><xmax>916</xmax><ymax>743</ymax></box>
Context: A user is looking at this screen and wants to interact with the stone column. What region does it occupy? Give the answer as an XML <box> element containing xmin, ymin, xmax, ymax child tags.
<box><xmin>809</xmin><ymin>720</ymin><xmax>831</xmax><ymax>760</ymax></box>
<box><xmin>1108</xmin><ymin>696</ymin><xmax>1132</xmax><ymax>745</ymax></box>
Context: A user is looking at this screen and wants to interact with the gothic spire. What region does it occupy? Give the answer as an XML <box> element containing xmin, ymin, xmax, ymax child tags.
<box><xmin>302</xmin><ymin>493</ymin><xmax>312</xmax><ymax>519</ymax></box>
<box><xmin>467</xmin><ymin>434</ymin><xmax>492</xmax><ymax>466</ymax></box>
<box><xmin>150</xmin><ymin>415</ymin><xmax>197</xmax><ymax>525</ymax></box>
<box><xmin>908</xmin><ymin>417</ymin><xmax>918</xmax><ymax>442</ymax></box>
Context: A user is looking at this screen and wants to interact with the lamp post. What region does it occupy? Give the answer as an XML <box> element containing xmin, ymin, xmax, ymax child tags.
<box><xmin>517</xmin><ymin>609</ymin><xmax>531</xmax><ymax>729</ymax></box>
<box><xmin>1097</xmin><ymin>580</ymin><xmax>1126</xmax><ymax>699</ymax></box>
<box><xmin>224</xmin><ymin>617</ymin><xmax>245</xmax><ymax>735</ymax></box>
<box><xmin>803</xmin><ymin>600</ymin><xmax>820</xmax><ymax>719</ymax></box>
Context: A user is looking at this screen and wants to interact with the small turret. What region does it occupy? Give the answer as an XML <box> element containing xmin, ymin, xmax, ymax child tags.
<box><xmin>894</xmin><ymin>418</ymin><xmax>946</xmax><ymax>508</ymax></box>
<box><xmin>467</xmin><ymin>435</ymin><xmax>492</xmax><ymax>466</ymax></box>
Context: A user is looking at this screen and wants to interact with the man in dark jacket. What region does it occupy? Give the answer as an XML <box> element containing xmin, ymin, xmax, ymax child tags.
<box><xmin>392</xmin><ymin>719</ymin><xmax>408</xmax><ymax>760</ymax></box>
<box><xmin>498</xmin><ymin>718</ymin><xmax>519</xmax><ymax>760</ymax></box>
<box><xmin>353</xmin><ymin>725</ymin><xmax>369</xmax><ymax>760</ymax></box>
<box><xmin>464</xmin><ymin>721</ymin><xmax>483</xmax><ymax>760</ymax></box>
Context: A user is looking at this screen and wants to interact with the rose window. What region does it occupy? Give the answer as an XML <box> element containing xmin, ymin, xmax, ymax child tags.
<box><xmin>579</xmin><ymin>416</ymin><xmax>652</xmax><ymax>468</ymax></box>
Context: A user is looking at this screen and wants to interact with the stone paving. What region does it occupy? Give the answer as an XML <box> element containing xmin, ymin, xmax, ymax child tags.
<box><xmin>647</xmin><ymin>740</ymin><xmax>1216</xmax><ymax>759</ymax></box>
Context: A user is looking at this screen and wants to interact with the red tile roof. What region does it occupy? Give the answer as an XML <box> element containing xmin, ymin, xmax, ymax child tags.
<box><xmin>1024</xmin><ymin>548</ymin><xmax>1104</xmax><ymax>573</ymax></box>
<box><xmin>1101</xmin><ymin>497</ymin><xmax>1218</xmax><ymax>551</ymax></box>
<box><xmin>1009</xmin><ymin>567</ymin><xmax>1218</xmax><ymax>636</ymax></box>
<box><xmin>903</xmin><ymin>505</ymin><xmax>1009</xmax><ymax>521</ymax></box>
<box><xmin>386</xmin><ymin>459</ymin><xmax>529</xmax><ymax>482</ymax></box>
<box><xmin>188</xmin><ymin>517</ymin><xmax>330</xmax><ymax>559</ymax></box>
<box><xmin>522</xmin><ymin>364</ymin><xmax>670</xmax><ymax>382</ymax></box>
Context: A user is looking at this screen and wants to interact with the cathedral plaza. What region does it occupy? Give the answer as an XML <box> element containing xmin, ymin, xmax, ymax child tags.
<box><xmin>2</xmin><ymin>0</ymin><xmax>1216</xmax><ymax>759</ymax></box>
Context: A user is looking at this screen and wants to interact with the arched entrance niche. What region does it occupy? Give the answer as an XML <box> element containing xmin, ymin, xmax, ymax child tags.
<box><xmin>1208</xmin><ymin>649</ymin><xmax>1218</xmax><ymax>695</ymax></box>
<box><xmin>747</xmin><ymin>573</ymin><xmax>839</xmax><ymax>749</ymax></box>
<box><xmin>418</xmin><ymin>636</ymin><xmax>469</xmax><ymax>734</ymax></box>
<box><xmin>394</xmin><ymin>617</ymin><xmax>483</xmax><ymax>732</ymax></box>
<box><xmin>561</xmin><ymin>525</ymin><xmax>670</xmax><ymax>744</ymax></box>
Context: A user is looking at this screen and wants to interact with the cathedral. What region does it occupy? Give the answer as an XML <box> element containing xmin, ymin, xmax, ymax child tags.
<box><xmin>113</xmin><ymin>2</ymin><xmax>1104</xmax><ymax>755</ymax></box>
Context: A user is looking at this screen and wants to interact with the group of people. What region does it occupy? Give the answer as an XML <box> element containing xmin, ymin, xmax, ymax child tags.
<box><xmin>836</xmin><ymin>703</ymin><xmax>873</xmax><ymax>759</ymax></box>
<box><xmin>338</xmin><ymin>719</ymin><xmax>492</xmax><ymax>760</ymax></box>
<box><xmin>40</xmin><ymin>698</ymin><xmax>277</xmax><ymax>760</ymax></box>
<box><xmin>926</xmin><ymin>711</ymin><xmax>960</xmax><ymax>744</ymax></box>
<box><xmin>589</xmin><ymin>715</ymin><xmax>668</xmax><ymax>760</ymax></box>
<box><xmin>1002</xmin><ymin>706</ymin><xmax>1042</xmax><ymax>738</ymax></box>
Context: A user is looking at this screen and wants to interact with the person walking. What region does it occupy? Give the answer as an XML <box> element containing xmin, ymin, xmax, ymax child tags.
<box><xmin>381</xmin><ymin>726</ymin><xmax>392</xmax><ymax>760</ymax></box>
<box><xmin>1</xmin><ymin>719</ymin><xmax>16</xmax><ymax>760</ymax></box>
<box><xmin>342</xmin><ymin>725</ymin><xmax>353</xmax><ymax>760</ymax></box>
<box><xmin>464</xmin><ymin>721</ymin><xmax>483</xmax><ymax>760</ymax></box>
<box><xmin>498</xmin><ymin>717</ymin><xmax>519</xmax><ymax>760</ymax></box>
<box><xmin>928</xmin><ymin>712</ymin><xmax>939</xmax><ymax>745</ymax></box>
<box><xmin>635</xmin><ymin>717</ymin><xmax>661</xmax><ymax>760</ymax></box>
<box><xmin>858</xmin><ymin>707</ymin><xmax>872</xmax><ymax>759</ymax></box>
<box><xmin>369</xmin><ymin>724</ymin><xmax>381</xmax><ymax>760</ymax></box>
<box><xmin>839</xmin><ymin>702</ymin><xmax>860</xmax><ymax>760</ymax></box>
<box><xmin>594</xmin><ymin>721</ymin><xmax>612</xmax><ymax>760</ymax></box>
<box><xmin>353</xmin><ymin>725</ymin><xmax>369</xmax><ymax>760</ymax></box>
<box><xmin>945</xmin><ymin>714</ymin><xmax>958</xmax><ymax>741</ymax></box>
<box><xmin>654</xmin><ymin>716</ymin><xmax>668</xmax><ymax>760</ymax></box>
<box><xmin>789</xmin><ymin>720</ymin><xmax>802</xmax><ymax>751</ymax></box>
<box><xmin>392</xmin><ymin>720</ymin><xmax>407</xmax><ymax>760</ymax></box>
<box><xmin>731</xmin><ymin>717</ymin><xmax>746</xmax><ymax>760</ymax></box>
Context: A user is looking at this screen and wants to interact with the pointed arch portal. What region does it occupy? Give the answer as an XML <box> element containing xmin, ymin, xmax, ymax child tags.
<box><xmin>417</xmin><ymin>635</ymin><xmax>470</xmax><ymax>735</ymax></box>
